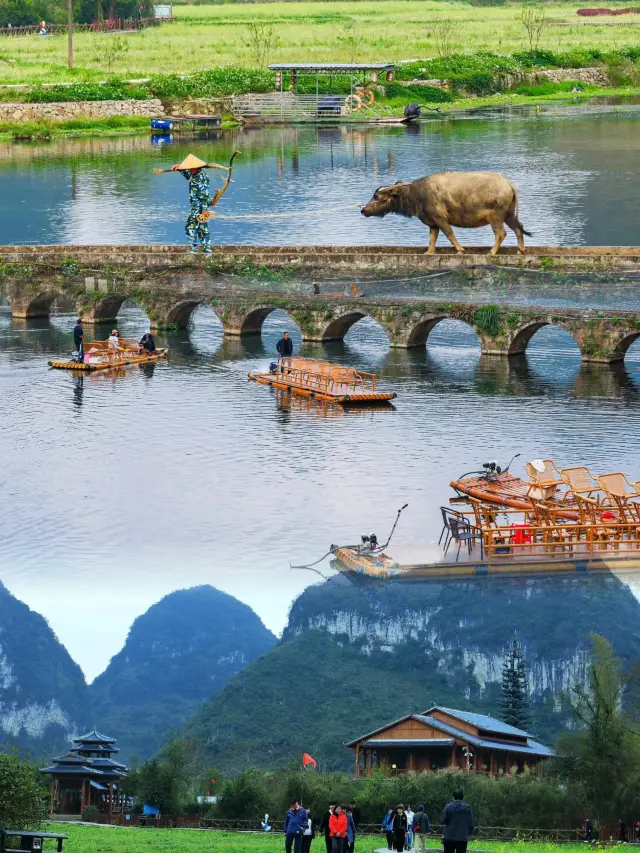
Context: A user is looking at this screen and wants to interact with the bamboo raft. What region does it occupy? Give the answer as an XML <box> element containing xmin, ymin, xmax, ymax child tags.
<box><xmin>331</xmin><ymin>460</ymin><xmax>640</xmax><ymax>580</ymax></box>
<box><xmin>248</xmin><ymin>357</ymin><xmax>396</xmax><ymax>405</ymax></box>
<box><xmin>49</xmin><ymin>339</ymin><xmax>168</xmax><ymax>372</ymax></box>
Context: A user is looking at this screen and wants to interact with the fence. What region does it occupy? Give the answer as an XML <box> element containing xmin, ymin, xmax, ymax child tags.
<box><xmin>101</xmin><ymin>815</ymin><xmax>584</xmax><ymax>840</ymax></box>
<box><xmin>0</xmin><ymin>17</ymin><xmax>169</xmax><ymax>36</ymax></box>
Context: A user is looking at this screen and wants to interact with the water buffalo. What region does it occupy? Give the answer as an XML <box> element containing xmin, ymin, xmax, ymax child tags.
<box><xmin>361</xmin><ymin>171</ymin><xmax>531</xmax><ymax>255</ymax></box>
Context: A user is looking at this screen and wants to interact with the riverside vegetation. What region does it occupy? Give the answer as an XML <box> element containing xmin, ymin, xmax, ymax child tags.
<box><xmin>1</xmin><ymin>1</ymin><xmax>640</xmax><ymax>137</ymax></box>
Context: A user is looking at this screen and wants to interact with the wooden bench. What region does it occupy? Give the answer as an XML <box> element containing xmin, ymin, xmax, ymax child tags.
<box><xmin>0</xmin><ymin>830</ymin><xmax>68</xmax><ymax>852</ymax></box>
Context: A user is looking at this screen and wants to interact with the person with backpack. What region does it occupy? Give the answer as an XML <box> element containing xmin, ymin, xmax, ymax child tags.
<box><xmin>392</xmin><ymin>805</ymin><xmax>408</xmax><ymax>853</ymax></box>
<box><xmin>440</xmin><ymin>790</ymin><xmax>475</xmax><ymax>853</ymax></box>
<box><xmin>413</xmin><ymin>805</ymin><xmax>430</xmax><ymax>852</ymax></box>
<box><xmin>382</xmin><ymin>808</ymin><xmax>395</xmax><ymax>851</ymax></box>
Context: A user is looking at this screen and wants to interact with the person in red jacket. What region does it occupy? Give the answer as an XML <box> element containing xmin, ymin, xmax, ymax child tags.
<box><xmin>329</xmin><ymin>804</ymin><xmax>348</xmax><ymax>853</ymax></box>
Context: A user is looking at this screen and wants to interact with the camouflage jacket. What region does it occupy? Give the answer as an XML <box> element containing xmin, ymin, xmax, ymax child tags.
<box><xmin>183</xmin><ymin>169</ymin><xmax>210</xmax><ymax>208</ymax></box>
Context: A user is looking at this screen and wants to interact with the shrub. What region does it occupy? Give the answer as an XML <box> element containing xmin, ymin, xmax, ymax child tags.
<box><xmin>384</xmin><ymin>82</ymin><xmax>453</xmax><ymax>103</ymax></box>
<box><xmin>81</xmin><ymin>805</ymin><xmax>101</xmax><ymax>822</ymax></box>
<box><xmin>514</xmin><ymin>80</ymin><xmax>590</xmax><ymax>96</ymax></box>
<box><xmin>450</xmin><ymin>72</ymin><xmax>495</xmax><ymax>95</ymax></box>
<box><xmin>149</xmin><ymin>67</ymin><xmax>275</xmax><ymax>99</ymax></box>
<box><xmin>26</xmin><ymin>81</ymin><xmax>150</xmax><ymax>103</ymax></box>
<box><xmin>0</xmin><ymin>754</ymin><xmax>47</xmax><ymax>829</ymax></box>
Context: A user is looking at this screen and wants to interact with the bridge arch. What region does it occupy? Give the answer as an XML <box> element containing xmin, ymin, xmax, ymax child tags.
<box><xmin>163</xmin><ymin>299</ymin><xmax>224</xmax><ymax>330</ymax></box>
<box><xmin>405</xmin><ymin>316</ymin><xmax>450</xmax><ymax>348</ymax></box>
<box><xmin>82</xmin><ymin>294</ymin><xmax>130</xmax><ymax>325</ymax></box>
<box><xmin>15</xmin><ymin>292</ymin><xmax>60</xmax><ymax>319</ymax></box>
<box><xmin>610</xmin><ymin>331</ymin><xmax>640</xmax><ymax>362</ymax></box>
<box><xmin>508</xmin><ymin>320</ymin><xmax>581</xmax><ymax>357</ymax></box>
<box><xmin>321</xmin><ymin>311</ymin><xmax>369</xmax><ymax>341</ymax></box>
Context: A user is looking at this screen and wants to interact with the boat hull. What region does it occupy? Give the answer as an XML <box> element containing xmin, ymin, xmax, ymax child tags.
<box><xmin>450</xmin><ymin>473</ymin><xmax>579</xmax><ymax>520</ymax></box>
<box><xmin>332</xmin><ymin>547</ymin><xmax>640</xmax><ymax>582</ymax></box>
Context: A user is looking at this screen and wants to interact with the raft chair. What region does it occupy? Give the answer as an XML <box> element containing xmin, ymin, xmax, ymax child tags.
<box><xmin>597</xmin><ymin>473</ymin><xmax>640</xmax><ymax>524</ymax></box>
<box><xmin>560</xmin><ymin>466</ymin><xmax>604</xmax><ymax>505</ymax></box>
<box><xmin>525</xmin><ymin>459</ymin><xmax>565</xmax><ymax>502</ymax></box>
<box><xmin>574</xmin><ymin>493</ymin><xmax>620</xmax><ymax>550</ymax></box>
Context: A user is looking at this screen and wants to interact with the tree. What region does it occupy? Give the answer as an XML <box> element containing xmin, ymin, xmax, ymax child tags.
<box><xmin>432</xmin><ymin>14</ymin><xmax>455</xmax><ymax>60</ymax></box>
<box><xmin>520</xmin><ymin>3</ymin><xmax>547</xmax><ymax>52</ymax></box>
<box><xmin>500</xmin><ymin>635</ymin><xmax>531</xmax><ymax>731</ymax></box>
<box><xmin>131</xmin><ymin>738</ymin><xmax>204</xmax><ymax>813</ymax></box>
<box><xmin>0</xmin><ymin>753</ymin><xmax>47</xmax><ymax>829</ymax></box>
<box><xmin>246</xmin><ymin>22</ymin><xmax>280</xmax><ymax>68</ymax></box>
<box><xmin>555</xmin><ymin>634</ymin><xmax>640</xmax><ymax>823</ymax></box>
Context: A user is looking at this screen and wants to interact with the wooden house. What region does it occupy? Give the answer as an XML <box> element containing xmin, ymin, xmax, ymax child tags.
<box><xmin>346</xmin><ymin>706</ymin><xmax>553</xmax><ymax>777</ymax></box>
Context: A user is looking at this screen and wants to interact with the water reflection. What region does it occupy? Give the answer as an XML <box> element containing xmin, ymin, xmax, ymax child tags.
<box><xmin>2</xmin><ymin>290</ymin><xmax>640</xmax><ymax>678</ymax></box>
<box><xmin>2</xmin><ymin>106</ymin><xmax>640</xmax><ymax>247</ymax></box>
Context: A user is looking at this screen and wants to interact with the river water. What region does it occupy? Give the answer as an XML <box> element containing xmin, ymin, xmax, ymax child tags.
<box><xmin>2</xmin><ymin>105</ymin><xmax>640</xmax><ymax>679</ymax></box>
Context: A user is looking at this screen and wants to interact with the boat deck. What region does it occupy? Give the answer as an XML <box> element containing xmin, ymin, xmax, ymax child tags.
<box><xmin>249</xmin><ymin>357</ymin><xmax>396</xmax><ymax>405</ymax></box>
<box><xmin>49</xmin><ymin>340</ymin><xmax>167</xmax><ymax>372</ymax></box>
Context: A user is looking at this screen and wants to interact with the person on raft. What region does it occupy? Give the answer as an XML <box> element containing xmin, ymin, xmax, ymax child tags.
<box><xmin>276</xmin><ymin>331</ymin><xmax>293</xmax><ymax>370</ymax></box>
<box><xmin>73</xmin><ymin>318</ymin><xmax>84</xmax><ymax>362</ymax></box>
<box><xmin>108</xmin><ymin>329</ymin><xmax>120</xmax><ymax>351</ymax></box>
<box><xmin>170</xmin><ymin>154</ymin><xmax>227</xmax><ymax>255</ymax></box>
<box><xmin>140</xmin><ymin>331</ymin><xmax>156</xmax><ymax>353</ymax></box>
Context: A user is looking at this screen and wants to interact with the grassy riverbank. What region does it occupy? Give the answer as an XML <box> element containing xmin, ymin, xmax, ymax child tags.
<box><xmin>1</xmin><ymin>0</ymin><xmax>640</xmax><ymax>83</ymax></box>
<box><xmin>51</xmin><ymin>825</ymin><xmax>589</xmax><ymax>853</ymax></box>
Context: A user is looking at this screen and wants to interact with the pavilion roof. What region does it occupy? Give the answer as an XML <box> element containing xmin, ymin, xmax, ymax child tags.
<box><xmin>40</xmin><ymin>763</ymin><xmax>105</xmax><ymax>776</ymax></box>
<box><xmin>74</xmin><ymin>729</ymin><xmax>117</xmax><ymax>744</ymax></box>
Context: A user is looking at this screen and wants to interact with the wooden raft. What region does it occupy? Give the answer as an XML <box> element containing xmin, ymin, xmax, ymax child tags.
<box><xmin>248</xmin><ymin>357</ymin><xmax>396</xmax><ymax>405</ymax></box>
<box><xmin>49</xmin><ymin>339</ymin><xmax>168</xmax><ymax>372</ymax></box>
<box><xmin>450</xmin><ymin>472</ymin><xmax>580</xmax><ymax>520</ymax></box>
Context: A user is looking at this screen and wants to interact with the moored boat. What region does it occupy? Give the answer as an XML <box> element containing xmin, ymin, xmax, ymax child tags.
<box><xmin>49</xmin><ymin>339</ymin><xmax>168</xmax><ymax>372</ymax></box>
<box><xmin>328</xmin><ymin>459</ymin><xmax>640</xmax><ymax>581</ymax></box>
<box><xmin>248</xmin><ymin>357</ymin><xmax>396</xmax><ymax>405</ymax></box>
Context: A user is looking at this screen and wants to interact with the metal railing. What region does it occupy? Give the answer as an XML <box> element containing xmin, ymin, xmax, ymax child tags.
<box><xmin>277</xmin><ymin>359</ymin><xmax>377</xmax><ymax>396</ymax></box>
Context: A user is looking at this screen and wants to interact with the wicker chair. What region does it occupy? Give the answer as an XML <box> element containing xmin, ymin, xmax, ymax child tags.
<box><xmin>560</xmin><ymin>466</ymin><xmax>603</xmax><ymax>504</ymax></box>
<box><xmin>597</xmin><ymin>473</ymin><xmax>640</xmax><ymax>523</ymax></box>
<box><xmin>525</xmin><ymin>459</ymin><xmax>565</xmax><ymax>501</ymax></box>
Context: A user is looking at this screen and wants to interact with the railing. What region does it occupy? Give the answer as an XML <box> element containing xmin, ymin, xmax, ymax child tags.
<box><xmin>479</xmin><ymin>519</ymin><xmax>640</xmax><ymax>560</ymax></box>
<box><xmin>278</xmin><ymin>358</ymin><xmax>377</xmax><ymax>395</ymax></box>
<box><xmin>106</xmin><ymin>816</ymin><xmax>584</xmax><ymax>841</ymax></box>
<box><xmin>0</xmin><ymin>17</ymin><xmax>167</xmax><ymax>36</ymax></box>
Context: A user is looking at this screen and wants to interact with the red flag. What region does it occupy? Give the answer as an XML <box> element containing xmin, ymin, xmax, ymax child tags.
<box><xmin>302</xmin><ymin>753</ymin><xmax>317</xmax><ymax>768</ymax></box>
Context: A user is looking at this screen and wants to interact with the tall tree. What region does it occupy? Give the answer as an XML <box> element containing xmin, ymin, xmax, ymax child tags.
<box><xmin>500</xmin><ymin>634</ymin><xmax>531</xmax><ymax>730</ymax></box>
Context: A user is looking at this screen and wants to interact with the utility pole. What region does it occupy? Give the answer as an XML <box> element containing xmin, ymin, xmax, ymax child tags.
<box><xmin>67</xmin><ymin>0</ymin><xmax>73</xmax><ymax>69</ymax></box>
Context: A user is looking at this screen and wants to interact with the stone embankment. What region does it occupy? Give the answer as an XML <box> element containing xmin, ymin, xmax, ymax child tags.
<box><xmin>0</xmin><ymin>98</ymin><xmax>165</xmax><ymax>122</ymax></box>
<box><xmin>405</xmin><ymin>66</ymin><xmax>610</xmax><ymax>92</ymax></box>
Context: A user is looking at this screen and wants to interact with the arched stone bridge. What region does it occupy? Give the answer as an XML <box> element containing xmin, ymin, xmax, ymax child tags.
<box><xmin>1</xmin><ymin>245</ymin><xmax>640</xmax><ymax>363</ymax></box>
<box><xmin>3</xmin><ymin>280</ymin><xmax>640</xmax><ymax>364</ymax></box>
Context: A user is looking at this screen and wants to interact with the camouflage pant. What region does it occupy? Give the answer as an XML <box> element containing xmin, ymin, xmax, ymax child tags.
<box><xmin>185</xmin><ymin>207</ymin><xmax>210</xmax><ymax>248</ymax></box>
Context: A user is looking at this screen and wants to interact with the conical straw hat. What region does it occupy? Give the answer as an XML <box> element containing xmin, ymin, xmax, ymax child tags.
<box><xmin>175</xmin><ymin>154</ymin><xmax>208</xmax><ymax>171</ymax></box>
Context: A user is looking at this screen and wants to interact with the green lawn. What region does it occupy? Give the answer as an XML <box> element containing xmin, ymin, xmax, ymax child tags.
<box><xmin>1</xmin><ymin>0</ymin><xmax>640</xmax><ymax>83</ymax></box>
<box><xmin>52</xmin><ymin>826</ymin><xmax>590</xmax><ymax>853</ymax></box>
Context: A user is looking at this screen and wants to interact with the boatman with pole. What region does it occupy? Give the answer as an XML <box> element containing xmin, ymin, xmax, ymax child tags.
<box><xmin>154</xmin><ymin>152</ymin><xmax>240</xmax><ymax>255</ymax></box>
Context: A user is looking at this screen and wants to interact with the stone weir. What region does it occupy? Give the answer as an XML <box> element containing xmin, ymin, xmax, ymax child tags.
<box><xmin>2</xmin><ymin>245</ymin><xmax>640</xmax><ymax>362</ymax></box>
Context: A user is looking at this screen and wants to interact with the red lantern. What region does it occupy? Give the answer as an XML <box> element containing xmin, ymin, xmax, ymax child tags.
<box><xmin>385</xmin><ymin>70</ymin><xmax>394</xmax><ymax>83</ymax></box>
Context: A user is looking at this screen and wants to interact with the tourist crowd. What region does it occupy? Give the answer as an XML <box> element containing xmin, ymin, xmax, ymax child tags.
<box><xmin>282</xmin><ymin>790</ymin><xmax>475</xmax><ymax>853</ymax></box>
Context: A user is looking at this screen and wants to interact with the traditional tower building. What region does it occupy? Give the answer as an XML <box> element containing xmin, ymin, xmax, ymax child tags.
<box><xmin>40</xmin><ymin>730</ymin><xmax>128</xmax><ymax>817</ymax></box>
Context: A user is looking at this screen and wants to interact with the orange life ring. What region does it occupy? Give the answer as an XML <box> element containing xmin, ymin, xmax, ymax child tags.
<box><xmin>344</xmin><ymin>94</ymin><xmax>363</xmax><ymax>113</ymax></box>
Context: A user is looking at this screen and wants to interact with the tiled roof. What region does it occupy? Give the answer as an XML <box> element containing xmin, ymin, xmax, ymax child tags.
<box><xmin>74</xmin><ymin>730</ymin><xmax>116</xmax><ymax>744</ymax></box>
<box><xmin>40</xmin><ymin>764</ymin><xmax>104</xmax><ymax>775</ymax></box>
<box><xmin>428</xmin><ymin>706</ymin><xmax>532</xmax><ymax>738</ymax></box>
<box><xmin>414</xmin><ymin>716</ymin><xmax>554</xmax><ymax>757</ymax></box>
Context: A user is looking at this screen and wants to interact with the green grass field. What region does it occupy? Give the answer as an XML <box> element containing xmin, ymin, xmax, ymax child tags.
<box><xmin>1</xmin><ymin>0</ymin><xmax>640</xmax><ymax>83</ymax></box>
<box><xmin>52</xmin><ymin>826</ymin><xmax>591</xmax><ymax>853</ymax></box>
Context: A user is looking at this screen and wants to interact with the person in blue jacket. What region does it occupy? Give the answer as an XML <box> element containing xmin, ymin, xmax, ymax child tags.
<box><xmin>382</xmin><ymin>808</ymin><xmax>395</xmax><ymax>851</ymax></box>
<box><xmin>284</xmin><ymin>799</ymin><xmax>309</xmax><ymax>853</ymax></box>
<box><xmin>346</xmin><ymin>805</ymin><xmax>357</xmax><ymax>853</ymax></box>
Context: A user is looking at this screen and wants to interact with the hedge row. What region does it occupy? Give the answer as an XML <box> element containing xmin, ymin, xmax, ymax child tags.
<box><xmin>396</xmin><ymin>46</ymin><xmax>640</xmax><ymax>82</ymax></box>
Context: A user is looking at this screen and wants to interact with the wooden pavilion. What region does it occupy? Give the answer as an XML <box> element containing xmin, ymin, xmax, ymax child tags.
<box><xmin>346</xmin><ymin>706</ymin><xmax>553</xmax><ymax>777</ymax></box>
<box><xmin>40</xmin><ymin>730</ymin><xmax>128</xmax><ymax>817</ymax></box>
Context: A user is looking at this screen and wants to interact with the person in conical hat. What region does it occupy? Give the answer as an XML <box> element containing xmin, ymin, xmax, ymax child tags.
<box><xmin>170</xmin><ymin>154</ymin><xmax>222</xmax><ymax>254</ymax></box>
